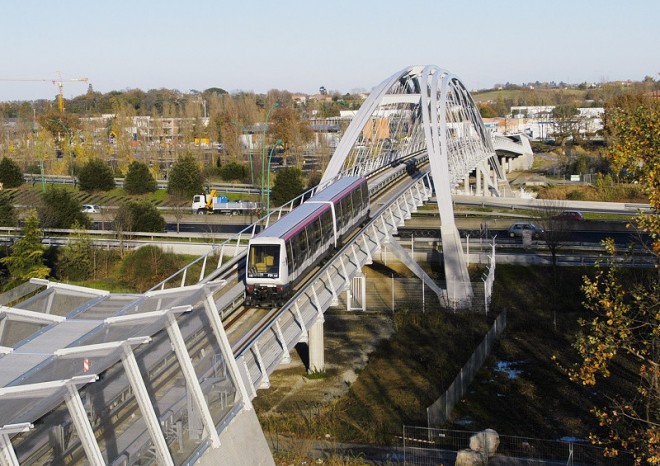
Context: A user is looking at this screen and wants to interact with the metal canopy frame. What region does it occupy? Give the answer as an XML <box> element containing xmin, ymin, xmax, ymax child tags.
<box><xmin>0</xmin><ymin>278</ymin><xmax>243</xmax><ymax>465</ymax></box>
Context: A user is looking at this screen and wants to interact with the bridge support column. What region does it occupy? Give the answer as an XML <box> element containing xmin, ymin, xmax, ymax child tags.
<box><xmin>308</xmin><ymin>318</ymin><xmax>324</xmax><ymax>373</ymax></box>
<box><xmin>463</xmin><ymin>175</ymin><xmax>470</xmax><ymax>195</ymax></box>
<box><xmin>475</xmin><ymin>167</ymin><xmax>482</xmax><ymax>196</ymax></box>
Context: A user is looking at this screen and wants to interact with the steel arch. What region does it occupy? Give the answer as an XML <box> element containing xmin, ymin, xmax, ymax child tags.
<box><xmin>322</xmin><ymin>65</ymin><xmax>502</xmax><ymax>305</ymax></box>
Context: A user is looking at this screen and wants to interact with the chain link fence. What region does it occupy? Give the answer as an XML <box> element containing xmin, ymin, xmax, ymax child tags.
<box><xmin>427</xmin><ymin>310</ymin><xmax>506</xmax><ymax>427</ymax></box>
<box><xmin>402</xmin><ymin>426</ymin><xmax>633</xmax><ymax>465</ymax></box>
<box><xmin>333</xmin><ymin>275</ymin><xmax>490</xmax><ymax>314</ymax></box>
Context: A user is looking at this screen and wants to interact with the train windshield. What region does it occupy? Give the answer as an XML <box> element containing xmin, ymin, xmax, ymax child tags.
<box><xmin>247</xmin><ymin>244</ymin><xmax>280</xmax><ymax>278</ymax></box>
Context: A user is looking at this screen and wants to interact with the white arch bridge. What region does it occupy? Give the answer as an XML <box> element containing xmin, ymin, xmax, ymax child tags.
<box><xmin>0</xmin><ymin>66</ymin><xmax>529</xmax><ymax>465</ymax></box>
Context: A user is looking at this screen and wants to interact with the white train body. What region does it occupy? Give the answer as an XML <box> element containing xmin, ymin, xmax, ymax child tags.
<box><xmin>245</xmin><ymin>176</ymin><xmax>369</xmax><ymax>307</ymax></box>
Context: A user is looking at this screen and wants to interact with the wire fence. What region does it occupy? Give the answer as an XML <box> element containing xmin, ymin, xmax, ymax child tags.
<box><xmin>426</xmin><ymin>310</ymin><xmax>507</xmax><ymax>427</ymax></box>
<box><xmin>402</xmin><ymin>426</ymin><xmax>633</xmax><ymax>465</ymax></box>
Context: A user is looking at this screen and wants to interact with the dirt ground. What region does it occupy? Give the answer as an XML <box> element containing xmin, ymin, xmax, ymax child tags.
<box><xmin>253</xmin><ymin>307</ymin><xmax>395</xmax><ymax>415</ymax></box>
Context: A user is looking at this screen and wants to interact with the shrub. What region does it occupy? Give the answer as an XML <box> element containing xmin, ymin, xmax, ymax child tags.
<box><xmin>119</xmin><ymin>245</ymin><xmax>182</xmax><ymax>292</ymax></box>
<box><xmin>219</xmin><ymin>162</ymin><xmax>249</xmax><ymax>182</ymax></box>
<box><xmin>566</xmin><ymin>190</ymin><xmax>586</xmax><ymax>200</ymax></box>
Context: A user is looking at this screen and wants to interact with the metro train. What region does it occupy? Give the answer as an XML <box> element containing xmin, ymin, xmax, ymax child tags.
<box><xmin>245</xmin><ymin>176</ymin><xmax>370</xmax><ymax>307</ymax></box>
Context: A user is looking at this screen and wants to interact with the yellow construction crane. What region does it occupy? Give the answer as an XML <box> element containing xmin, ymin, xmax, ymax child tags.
<box><xmin>0</xmin><ymin>75</ymin><xmax>89</xmax><ymax>112</ymax></box>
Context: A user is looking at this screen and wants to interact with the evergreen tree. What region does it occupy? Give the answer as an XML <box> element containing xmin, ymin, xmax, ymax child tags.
<box><xmin>0</xmin><ymin>157</ymin><xmax>24</xmax><ymax>188</ymax></box>
<box><xmin>78</xmin><ymin>159</ymin><xmax>116</xmax><ymax>192</ymax></box>
<box><xmin>167</xmin><ymin>154</ymin><xmax>204</xmax><ymax>199</ymax></box>
<box><xmin>58</xmin><ymin>222</ymin><xmax>93</xmax><ymax>281</ymax></box>
<box><xmin>38</xmin><ymin>187</ymin><xmax>91</xmax><ymax>229</ymax></box>
<box><xmin>114</xmin><ymin>200</ymin><xmax>165</xmax><ymax>233</ymax></box>
<box><xmin>270</xmin><ymin>167</ymin><xmax>305</xmax><ymax>207</ymax></box>
<box><xmin>0</xmin><ymin>193</ymin><xmax>17</xmax><ymax>227</ymax></box>
<box><xmin>0</xmin><ymin>211</ymin><xmax>50</xmax><ymax>290</ymax></box>
<box><xmin>124</xmin><ymin>161</ymin><xmax>157</xmax><ymax>194</ymax></box>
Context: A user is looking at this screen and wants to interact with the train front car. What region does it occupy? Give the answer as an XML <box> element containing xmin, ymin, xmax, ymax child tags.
<box><xmin>244</xmin><ymin>176</ymin><xmax>369</xmax><ymax>308</ymax></box>
<box><xmin>245</xmin><ymin>237</ymin><xmax>289</xmax><ymax>307</ymax></box>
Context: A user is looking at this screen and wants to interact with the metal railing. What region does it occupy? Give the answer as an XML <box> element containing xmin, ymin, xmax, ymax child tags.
<box><xmin>402</xmin><ymin>426</ymin><xmax>633</xmax><ymax>465</ymax></box>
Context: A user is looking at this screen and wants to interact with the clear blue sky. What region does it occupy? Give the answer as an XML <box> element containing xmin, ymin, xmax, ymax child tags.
<box><xmin>1</xmin><ymin>0</ymin><xmax>658</xmax><ymax>102</ymax></box>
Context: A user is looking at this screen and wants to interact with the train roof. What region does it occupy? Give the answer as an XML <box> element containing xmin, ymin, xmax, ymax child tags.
<box><xmin>253</xmin><ymin>176</ymin><xmax>365</xmax><ymax>242</ymax></box>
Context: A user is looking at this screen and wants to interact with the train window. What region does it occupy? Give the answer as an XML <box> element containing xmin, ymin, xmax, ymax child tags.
<box><xmin>287</xmin><ymin>242</ymin><xmax>294</xmax><ymax>274</ymax></box>
<box><xmin>322</xmin><ymin>210</ymin><xmax>333</xmax><ymax>241</ymax></box>
<box><xmin>352</xmin><ymin>190</ymin><xmax>361</xmax><ymax>212</ymax></box>
<box><xmin>344</xmin><ymin>194</ymin><xmax>354</xmax><ymax>221</ymax></box>
<box><xmin>293</xmin><ymin>230</ymin><xmax>308</xmax><ymax>266</ymax></box>
<box><xmin>248</xmin><ymin>244</ymin><xmax>280</xmax><ymax>277</ymax></box>
<box><xmin>335</xmin><ymin>202</ymin><xmax>343</xmax><ymax>230</ymax></box>
<box><xmin>311</xmin><ymin>218</ymin><xmax>321</xmax><ymax>249</ymax></box>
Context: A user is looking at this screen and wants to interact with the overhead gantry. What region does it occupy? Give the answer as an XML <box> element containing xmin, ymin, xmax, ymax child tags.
<box><xmin>321</xmin><ymin>65</ymin><xmax>507</xmax><ymax>307</ymax></box>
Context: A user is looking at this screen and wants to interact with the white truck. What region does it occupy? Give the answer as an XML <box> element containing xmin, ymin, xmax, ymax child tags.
<box><xmin>191</xmin><ymin>190</ymin><xmax>260</xmax><ymax>215</ymax></box>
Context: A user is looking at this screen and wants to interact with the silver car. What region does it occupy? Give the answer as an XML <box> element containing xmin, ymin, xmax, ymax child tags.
<box><xmin>507</xmin><ymin>222</ymin><xmax>544</xmax><ymax>239</ymax></box>
<box><xmin>81</xmin><ymin>204</ymin><xmax>100</xmax><ymax>214</ymax></box>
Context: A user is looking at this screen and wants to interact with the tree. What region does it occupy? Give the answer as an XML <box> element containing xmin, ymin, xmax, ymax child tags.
<box><xmin>57</xmin><ymin>222</ymin><xmax>93</xmax><ymax>281</ymax></box>
<box><xmin>270</xmin><ymin>167</ymin><xmax>305</xmax><ymax>206</ymax></box>
<box><xmin>0</xmin><ymin>211</ymin><xmax>50</xmax><ymax>290</ymax></box>
<box><xmin>568</xmin><ymin>93</ymin><xmax>659</xmax><ymax>462</ymax></box>
<box><xmin>0</xmin><ymin>192</ymin><xmax>17</xmax><ymax>227</ymax></box>
<box><xmin>124</xmin><ymin>160</ymin><xmax>157</xmax><ymax>194</ymax></box>
<box><xmin>604</xmin><ymin>93</ymin><xmax>659</xmax><ymax>251</ymax></box>
<box><xmin>78</xmin><ymin>159</ymin><xmax>115</xmax><ymax>192</ymax></box>
<box><xmin>38</xmin><ymin>187</ymin><xmax>91</xmax><ymax>229</ymax></box>
<box><xmin>552</xmin><ymin>104</ymin><xmax>580</xmax><ymax>146</ymax></box>
<box><xmin>114</xmin><ymin>200</ymin><xmax>165</xmax><ymax>233</ymax></box>
<box><xmin>0</xmin><ymin>157</ymin><xmax>24</xmax><ymax>188</ymax></box>
<box><xmin>167</xmin><ymin>154</ymin><xmax>204</xmax><ymax>199</ymax></box>
<box><xmin>268</xmin><ymin>106</ymin><xmax>314</xmax><ymax>166</ymax></box>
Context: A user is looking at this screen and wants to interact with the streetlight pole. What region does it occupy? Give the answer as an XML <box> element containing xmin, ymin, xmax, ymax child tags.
<box><xmin>37</xmin><ymin>138</ymin><xmax>45</xmax><ymax>193</ymax></box>
<box><xmin>266</xmin><ymin>139</ymin><xmax>283</xmax><ymax>216</ymax></box>
<box><xmin>261</xmin><ymin>102</ymin><xmax>280</xmax><ymax>209</ymax></box>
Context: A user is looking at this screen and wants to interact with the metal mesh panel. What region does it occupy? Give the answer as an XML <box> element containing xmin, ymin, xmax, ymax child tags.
<box><xmin>402</xmin><ymin>426</ymin><xmax>633</xmax><ymax>465</ymax></box>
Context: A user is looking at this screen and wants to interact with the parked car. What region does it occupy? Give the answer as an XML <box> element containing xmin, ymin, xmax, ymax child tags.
<box><xmin>508</xmin><ymin>222</ymin><xmax>545</xmax><ymax>239</ymax></box>
<box><xmin>81</xmin><ymin>204</ymin><xmax>100</xmax><ymax>214</ymax></box>
<box><xmin>553</xmin><ymin>210</ymin><xmax>584</xmax><ymax>221</ymax></box>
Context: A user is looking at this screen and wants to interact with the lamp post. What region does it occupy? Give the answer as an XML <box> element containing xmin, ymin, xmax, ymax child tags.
<box><xmin>261</xmin><ymin>102</ymin><xmax>280</xmax><ymax>209</ymax></box>
<box><xmin>266</xmin><ymin>139</ymin><xmax>283</xmax><ymax>216</ymax></box>
<box><xmin>36</xmin><ymin>138</ymin><xmax>45</xmax><ymax>193</ymax></box>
